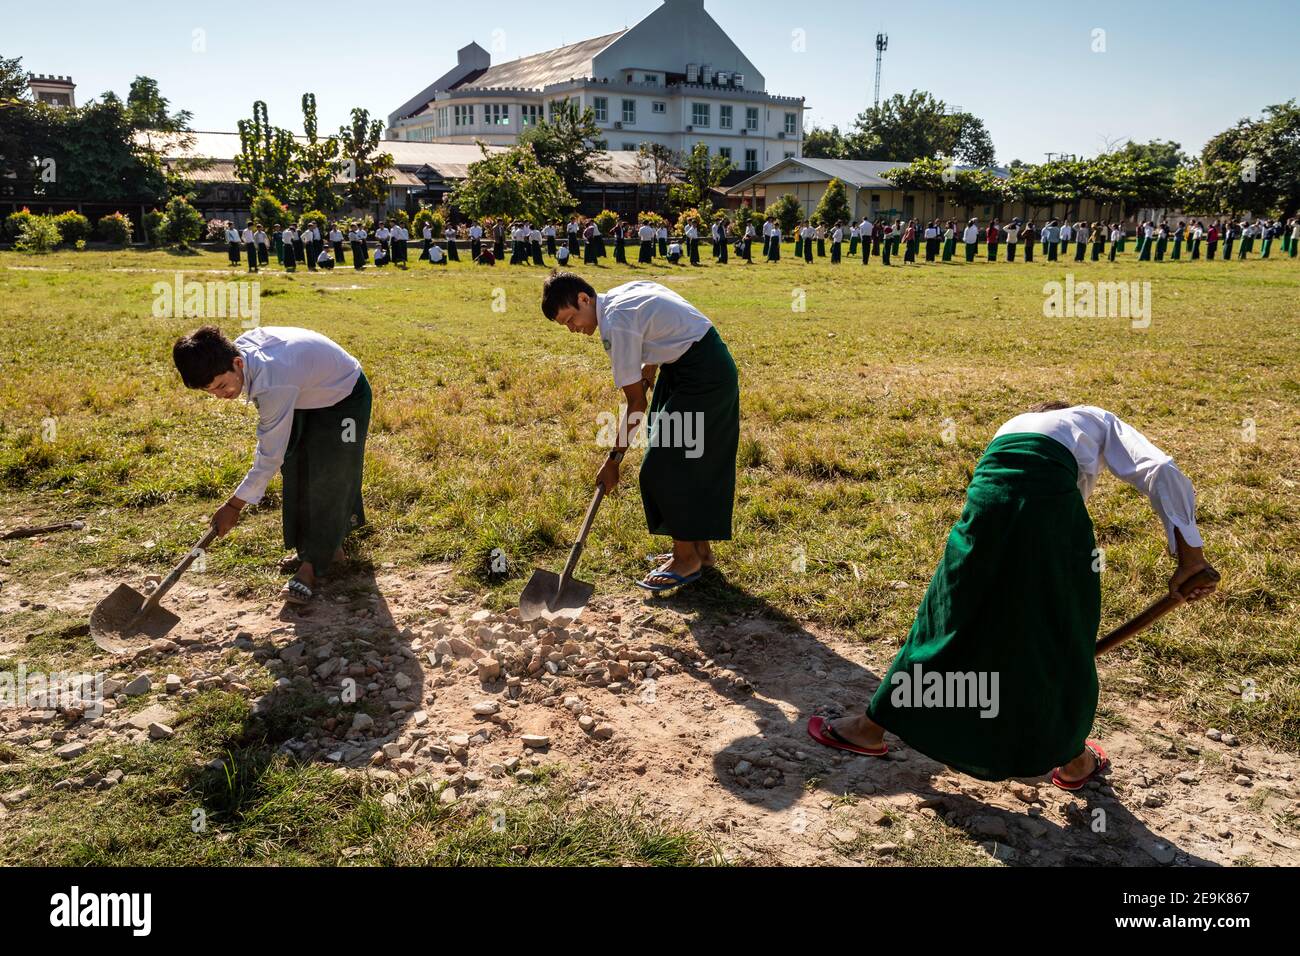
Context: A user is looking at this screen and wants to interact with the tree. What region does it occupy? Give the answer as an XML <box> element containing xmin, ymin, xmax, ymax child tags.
<box><xmin>296</xmin><ymin>93</ymin><xmax>341</xmax><ymax>213</ymax></box>
<box><xmin>812</xmin><ymin>177</ymin><xmax>852</xmax><ymax>225</ymax></box>
<box><xmin>251</xmin><ymin>189</ymin><xmax>290</xmax><ymax>227</ymax></box>
<box><xmin>124</xmin><ymin>76</ymin><xmax>193</xmax><ymax>132</ymax></box>
<box><xmin>1201</xmin><ymin>100</ymin><xmax>1300</xmax><ymax>216</ymax></box>
<box><xmin>1006</xmin><ymin>160</ymin><xmax>1085</xmax><ymax>219</ymax></box>
<box><xmin>803</xmin><ymin>125</ymin><xmax>850</xmax><ymax>159</ymax></box>
<box><xmin>850</xmin><ymin>91</ymin><xmax>996</xmax><ymax>165</ymax></box>
<box><xmin>0</xmin><ymin>53</ymin><xmax>29</xmax><ymax>101</ymax></box>
<box><xmin>235</xmin><ymin>101</ymin><xmax>299</xmax><ymax>201</ymax></box>
<box><xmin>448</xmin><ymin>143</ymin><xmax>576</xmax><ymax>223</ymax></box>
<box><xmin>669</xmin><ymin>142</ymin><xmax>731</xmax><ymax>217</ymax></box>
<box><xmin>518</xmin><ymin>99</ymin><xmax>609</xmax><ymax>196</ymax></box>
<box><xmin>767</xmin><ymin>193</ymin><xmax>804</xmax><ymax>235</ymax></box>
<box><xmin>1112</xmin><ymin>139</ymin><xmax>1187</xmax><ymax>173</ymax></box>
<box><xmin>337</xmin><ymin>107</ymin><xmax>394</xmax><ymax>217</ymax></box>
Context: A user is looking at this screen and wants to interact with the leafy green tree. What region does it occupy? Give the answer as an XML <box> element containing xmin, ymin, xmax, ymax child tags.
<box><xmin>519</xmin><ymin>99</ymin><xmax>609</xmax><ymax>196</ymax></box>
<box><xmin>235</xmin><ymin>101</ymin><xmax>299</xmax><ymax>200</ymax></box>
<box><xmin>803</xmin><ymin>125</ymin><xmax>850</xmax><ymax>159</ymax></box>
<box><xmin>337</xmin><ymin>107</ymin><xmax>394</xmax><ymax>217</ymax></box>
<box><xmin>251</xmin><ymin>189</ymin><xmax>289</xmax><ymax>227</ymax></box>
<box><xmin>851</xmin><ymin>91</ymin><xmax>996</xmax><ymax>165</ymax></box>
<box><xmin>15</xmin><ymin>215</ymin><xmax>60</xmax><ymax>253</ymax></box>
<box><xmin>1006</xmin><ymin>160</ymin><xmax>1084</xmax><ymax>219</ymax></box>
<box><xmin>1201</xmin><ymin>100</ymin><xmax>1300</xmax><ymax>216</ymax></box>
<box><xmin>0</xmin><ymin>53</ymin><xmax>29</xmax><ymax>101</ymax></box>
<box><xmin>767</xmin><ymin>193</ymin><xmax>804</xmax><ymax>235</ymax></box>
<box><xmin>669</xmin><ymin>142</ymin><xmax>731</xmax><ymax>215</ymax></box>
<box><xmin>449</xmin><ymin>143</ymin><xmax>575</xmax><ymax>223</ymax></box>
<box><xmin>812</xmin><ymin>177</ymin><xmax>852</xmax><ymax>225</ymax></box>
<box><xmin>124</xmin><ymin>76</ymin><xmax>193</xmax><ymax>132</ymax></box>
<box><xmin>296</xmin><ymin>93</ymin><xmax>341</xmax><ymax>213</ymax></box>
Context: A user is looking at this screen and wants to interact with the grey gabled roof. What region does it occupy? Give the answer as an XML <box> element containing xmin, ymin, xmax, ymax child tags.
<box><xmin>454</xmin><ymin>30</ymin><xmax>628</xmax><ymax>92</ymax></box>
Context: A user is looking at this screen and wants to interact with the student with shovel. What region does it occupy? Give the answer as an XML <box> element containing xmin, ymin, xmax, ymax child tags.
<box><xmin>172</xmin><ymin>325</ymin><xmax>371</xmax><ymax>605</ymax></box>
<box><xmin>541</xmin><ymin>273</ymin><xmax>740</xmax><ymax>592</ymax></box>
<box><xmin>808</xmin><ymin>402</ymin><xmax>1217</xmax><ymax>790</ymax></box>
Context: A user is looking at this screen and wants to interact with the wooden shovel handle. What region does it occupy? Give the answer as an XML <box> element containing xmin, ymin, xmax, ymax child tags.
<box><xmin>1095</xmin><ymin>565</ymin><xmax>1220</xmax><ymax>656</ymax></box>
<box><xmin>139</xmin><ymin>527</ymin><xmax>220</xmax><ymax>614</ymax></box>
<box><xmin>558</xmin><ymin>484</ymin><xmax>605</xmax><ymax>585</ymax></box>
<box><xmin>0</xmin><ymin>520</ymin><xmax>84</xmax><ymax>540</ymax></box>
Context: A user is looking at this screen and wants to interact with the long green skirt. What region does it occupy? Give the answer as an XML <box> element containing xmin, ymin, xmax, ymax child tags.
<box><xmin>640</xmin><ymin>327</ymin><xmax>739</xmax><ymax>541</ymax></box>
<box><xmin>281</xmin><ymin>372</ymin><xmax>371</xmax><ymax>575</ymax></box>
<box><xmin>867</xmin><ymin>432</ymin><xmax>1101</xmax><ymax>780</ymax></box>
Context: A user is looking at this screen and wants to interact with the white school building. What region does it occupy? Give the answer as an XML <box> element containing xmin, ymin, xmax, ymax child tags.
<box><xmin>386</xmin><ymin>0</ymin><xmax>805</xmax><ymax>174</ymax></box>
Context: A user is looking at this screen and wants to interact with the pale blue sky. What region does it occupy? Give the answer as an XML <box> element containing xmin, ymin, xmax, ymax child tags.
<box><xmin>7</xmin><ymin>0</ymin><xmax>1298</xmax><ymax>162</ymax></box>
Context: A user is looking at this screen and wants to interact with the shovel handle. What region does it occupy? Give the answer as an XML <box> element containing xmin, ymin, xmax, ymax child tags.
<box><xmin>558</xmin><ymin>484</ymin><xmax>605</xmax><ymax>584</ymax></box>
<box><xmin>0</xmin><ymin>520</ymin><xmax>85</xmax><ymax>540</ymax></box>
<box><xmin>1095</xmin><ymin>565</ymin><xmax>1220</xmax><ymax>656</ymax></box>
<box><xmin>139</xmin><ymin>527</ymin><xmax>220</xmax><ymax>614</ymax></box>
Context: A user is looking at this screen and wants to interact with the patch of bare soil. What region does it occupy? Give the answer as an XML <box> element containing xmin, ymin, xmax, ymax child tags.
<box><xmin>2</xmin><ymin>565</ymin><xmax>1296</xmax><ymax>866</ymax></box>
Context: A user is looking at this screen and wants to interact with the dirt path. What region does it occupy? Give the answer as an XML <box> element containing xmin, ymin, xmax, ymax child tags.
<box><xmin>3</xmin><ymin>566</ymin><xmax>1297</xmax><ymax>866</ymax></box>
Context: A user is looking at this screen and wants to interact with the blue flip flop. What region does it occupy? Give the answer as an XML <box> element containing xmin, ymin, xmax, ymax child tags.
<box><xmin>636</xmin><ymin>569</ymin><xmax>702</xmax><ymax>593</ymax></box>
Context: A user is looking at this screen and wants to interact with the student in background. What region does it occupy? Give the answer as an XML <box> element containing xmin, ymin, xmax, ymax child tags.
<box><xmin>924</xmin><ymin>220</ymin><xmax>939</xmax><ymax>262</ymax></box>
<box><xmin>963</xmin><ymin>219</ymin><xmax>980</xmax><ymax>263</ymax></box>
<box><xmin>445</xmin><ymin>223</ymin><xmax>460</xmax><ymax>262</ymax></box>
<box><xmin>242</xmin><ymin>223</ymin><xmax>259</xmax><ymax>273</ymax></box>
<box><xmin>255</xmin><ymin>224</ymin><xmax>269</xmax><ymax>266</ymax></box>
<box><xmin>1004</xmin><ymin>219</ymin><xmax>1019</xmax><ymax>262</ymax></box>
<box><xmin>986</xmin><ymin>219</ymin><xmax>1000</xmax><ymax>262</ymax></box>
<box><xmin>1022</xmin><ymin>221</ymin><xmax>1036</xmax><ymax>262</ymax></box>
<box><xmin>226</xmin><ymin>224</ymin><xmax>242</xmax><ymax>267</ymax></box>
<box><xmin>942</xmin><ymin>220</ymin><xmax>956</xmax><ymax>262</ymax></box>
<box><xmin>831</xmin><ymin>221</ymin><xmax>843</xmax><ymax>264</ymax></box>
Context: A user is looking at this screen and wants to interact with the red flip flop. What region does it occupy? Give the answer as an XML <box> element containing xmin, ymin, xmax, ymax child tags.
<box><xmin>807</xmin><ymin>715</ymin><xmax>888</xmax><ymax>757</ymax></box>
<box><xmin>1051</xmin><ymin>740</ymin><xmax>1110</xmax><ymax>791</ymax></box>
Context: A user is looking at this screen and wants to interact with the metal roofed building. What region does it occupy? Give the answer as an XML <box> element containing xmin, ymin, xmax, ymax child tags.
<box><xmin>387</xmin><ymin>0</ymin><xmax>805</xmax><ymax>173</ymax></box>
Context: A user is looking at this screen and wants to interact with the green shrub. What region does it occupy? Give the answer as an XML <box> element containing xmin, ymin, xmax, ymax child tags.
<box><xmin>674</xmin><ymin>208</ymin><xmax>704</xmax><ymax>232</ymax></box>
<box><xmin>594</xmin><ymin>209</ymin><xmax>618</xmax><ymax>234</ymax></box>
<box><xmin>51</xmin><ymin>210</ymin><xmax>91</xmax><ymax>245</ymax></box>
<box><xmin>637</xmin><ymin>211</ymin><xmax>667</xmax><ymax>229</ymax></box>
<box><xmin>142</xmin><ymin>209</ymin><xmax>165</xmax><ymax>247</ymax></box>
<box><xmin>251</xmin><ymin>190</ymin><xmax>288</xmax><ymax>230</ymax></box>
<box><xmin>158</xmin><ymin>196</ymin><xmax>204</xmax><ymax>248</ymax></box>
<box><xmin>299</xmin><ymin>208</ymin><xmax>327</xmax><ymax>230</ymax></box>
<box><xmin>4</xmin><ymin>208</ymin><xmax>36</xmax><ymax>242</ymax></box>
<box><xmin>95</xmin><ymin>212</ymin><xmax>134</xmax><ymax>246</ymax></box>
<box><xmin>389</xmin><ymin>209</ymin><xmax>410</xmax><ymax>229</ymax></box>
<box><xmin>412</xmin><ymin>207</ymin><xmax>445</xmax><ymax>238</ymax></box>
<box><xmin>14</xmin><ymin>216</ymin><xmax>62</xmax><ymax>253</ymax></box>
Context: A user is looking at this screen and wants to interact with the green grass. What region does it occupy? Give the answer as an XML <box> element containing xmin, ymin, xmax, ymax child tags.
<box><xmin>1</xmin><ymin>245</ymin><xmax>1298</xmax><ymax>862</ymax></box>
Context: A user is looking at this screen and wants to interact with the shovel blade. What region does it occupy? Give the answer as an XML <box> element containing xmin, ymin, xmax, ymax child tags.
<box><xmin>519</xmin><ymin>569</ymin><xmax>595</xmax><ymax>624</ymax></box>
<box><xmin>89</xmin><ymin>584</ymin><xmax>181</xmax><ymax>654</ymax></box>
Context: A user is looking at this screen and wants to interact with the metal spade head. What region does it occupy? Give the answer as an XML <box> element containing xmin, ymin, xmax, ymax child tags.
<box><xmin>519</xmin><ymin>569</ymin><xmax>595</xmax><ymax>624</ymax></box>
<box><xmin>89</xmin><ymin>584</ymin><xmax>181</xmax><ymax>654</ymax></box>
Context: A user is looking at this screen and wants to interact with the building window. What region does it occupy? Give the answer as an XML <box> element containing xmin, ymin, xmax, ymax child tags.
<box><xmin>652</xmin><ymin>101</ymin><xmax>666</xmax><ymax>114</ymax></box>
<box><xmin>644</xmin><ymin>74</ymin><xmax>659</xmax><ymax>85</ymax></box>
<box><xmin>784</xmin><ymin>112</ymin><xmax>797</xmax><ymax>135</ymax></box>
<box><xmin>622</xmin><ymin>142</ymin><xmax>636</xmax><ymax>151</ymax></box>
<box><xmin>521</xmin><ymin>104</ymin><xmax>540</xmax><ymax>127</ymax></box>
<box><xmin>746</xmin><ymin>107</ymin><xmax>759</xmax><ymax>131</ymax></box>
<box><xmin>785</xmin><ymin>151</ymin><xmax>795</xmax><ymax>159</ymax></box>
<box><xmin>593</xmin><ymin>97</ymin><xmax>608</xmax><ymax>122</ymax></box>
<box><xmin>549</xmin><ymin>99</ymin><xmax>568</xmax><ymax>121</ymax></box>
<box><xmin>622</xmin><ymin>99</ymin><xmax>636</xmax><ymax>124</ymax></box>
<box><xmin>719</xmin><ymin>147</ymin><xmax>732</xmax><ymax>161</ymax></box>
<box><xmin>744</xmin><ymin>148</ymin><xmax>758</xmax><ymax>172</ymax></box>
<box><xmin>691</xmin><ymin>103</ymin><xmax>710</xmax><ymax>127</ymax></box>
<box><xmin>485</xmin><ymin>103</ymin><xmax>510</xmax><ymax>126</ymax></box>
<box><xmin>454</xmin><ymin>104</ymin><xmax>474</xmax><ymax>127</ymax></box>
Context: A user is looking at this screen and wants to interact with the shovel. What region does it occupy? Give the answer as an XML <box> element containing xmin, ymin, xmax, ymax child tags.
<box><xmin>520</xmin><ymin>484</ymin><xmax>606</xmax><ymax>624</ymax></box>
<box><xmin>1095</xmin><ymin>565</ymin><xmax>1220</xmax><ymax>656</ymax></box>
<box><xmin>90</xmin><ymin>526</ymin><xmax>219</xmax><ymax>654</ymax></box>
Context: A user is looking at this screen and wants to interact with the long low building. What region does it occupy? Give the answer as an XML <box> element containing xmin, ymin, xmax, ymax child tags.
<box><xmin>148</xmin><ymin>131</ymin><xmax>678</xmax><ymax>226</ymax></box>
<box><xmin>728</xmin><ymin>156</ymin><xmax>1116</xmax><ymax>225</ymax></box>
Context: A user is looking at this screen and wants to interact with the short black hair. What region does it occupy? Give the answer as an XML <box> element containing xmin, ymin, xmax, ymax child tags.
<box><xmin>173</xmin><ymin>326</ymin><xmax>239</xmax><ymax>389</ymax></box>
<box><xmin>541</xmin><ymin>271</ymin><xmax>596</xmax><ymax>320</ymax></box>
<box><xmin>1027</xmin><ymin>400</ymin><xmax>1072</xmax><ymax>413</ymax></box>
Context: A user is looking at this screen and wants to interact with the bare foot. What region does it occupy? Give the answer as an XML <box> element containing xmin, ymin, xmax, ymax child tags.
<box><xmin>827</xmin><ymin>714</ymin><xmax>886</xmax><ymax>750</ymax></box>
<box><xmin>1056</xmin><ymin>747</ymin><xmax>1101</xmax><ymax>785</ymax></box>
<box><xmin>644</xmin><ymin>541</ymin><xmax>702</xmax><ymax>587</ymax></box>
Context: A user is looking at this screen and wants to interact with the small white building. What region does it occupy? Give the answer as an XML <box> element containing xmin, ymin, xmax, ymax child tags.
<box><xmin>28</xmin><ymin>74</ymin><xmax>76</xmax><ymax>108</ymax></box>
<box><xmin>387</xmin><ymin>0</ymin><xmax>804</xmax><ymax>173</ymax></box>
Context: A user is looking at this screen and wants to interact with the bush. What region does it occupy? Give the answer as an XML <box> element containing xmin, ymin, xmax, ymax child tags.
<box><xmin>206</xmin><ymin>218</ymin><xmax>232</xmax><ymax>241</ymax></box>
<box><xmin>251</xmin><ymin>190</ymin><xmax>288</xmax><ymax>230</ymax></box>
<box><xmin>389</xmin><ymin>209</ymin><xmax>410</xmax><ymax>229</ymax></box>
<box><xmin>637</xmin><ymin>211</ymin><xmax>668</xmax><ymax>229</ymax></box>
<box><xmin>412</xmin><ymin>207</ymin><xmax>446</xmax><ymax>238</ymax></box>
<box><xmin>52</xmin><ymin>211</ymin><xmax>91</xmax><ymax>245</ymax></box>
<box><xmin>299</xmin><ymin>208</ymin><xmax>327</xmax><ymax>230</ymax></box>
<box><xmin>96</xmin><ymin>213</ymin><xmax>134</xmax><ymax>246</ymax></box>
<box><xmin>142</xmin><ymin>209</ymin><xmax>165</xmax><ymax>247</ymax></box>
<box><xmin>158</xmin><ymin>196</ymin><xmax>204</xmax><ymax>248</ymax></box>
<box><xmin>14</xmin><ymin>216</ymin><xmax>61</xmax><ymax>254</ymax></box>
<box><xmin>767</xmin><ymin>193</ymin><xmax>805</xmax><ymax>236</ymax></box>
<box><xmin>4</xmin><ymin>208</ymin><xmax>36</xmax><ymax>242</ymax></box>
<box><xmin>675</xmin><ymin>208</ymin><xmax>704</xmax><ymax>232</ymax></box>
<box><xmin>594</xmin><ymin>209</ymin><xmax>618</xmax><ymax>234</ymax></box>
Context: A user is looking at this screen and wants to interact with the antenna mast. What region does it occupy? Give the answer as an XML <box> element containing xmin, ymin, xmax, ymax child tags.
<box><xmin>873</xmin><ymin>33</ymin><xmax>888</xmax><ymax>109</ymax></box>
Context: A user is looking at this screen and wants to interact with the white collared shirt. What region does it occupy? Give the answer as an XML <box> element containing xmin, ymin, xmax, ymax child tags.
<box><xmin>241</xmin><ymin>228</ymin><xmax>254</xmax><ymax>243</ymax></box>
<box><xmin>963</xmin><ymin>225</ymin><xmax>979</xmax><ymax>243</ymax></box>
<box><xmin>232</xmin><ymin>327</ymin><xmax>362</xmax><ymax>505</ymax></box>
<box><xmin>995</xmin><ymin>405</ymin><xmax>1202</xmax><ymax>554</ymax></box>
<box><xmin>596</xmin><ymin>281</ymin><xmax>712</xmax><ymax>389</ymax></box>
